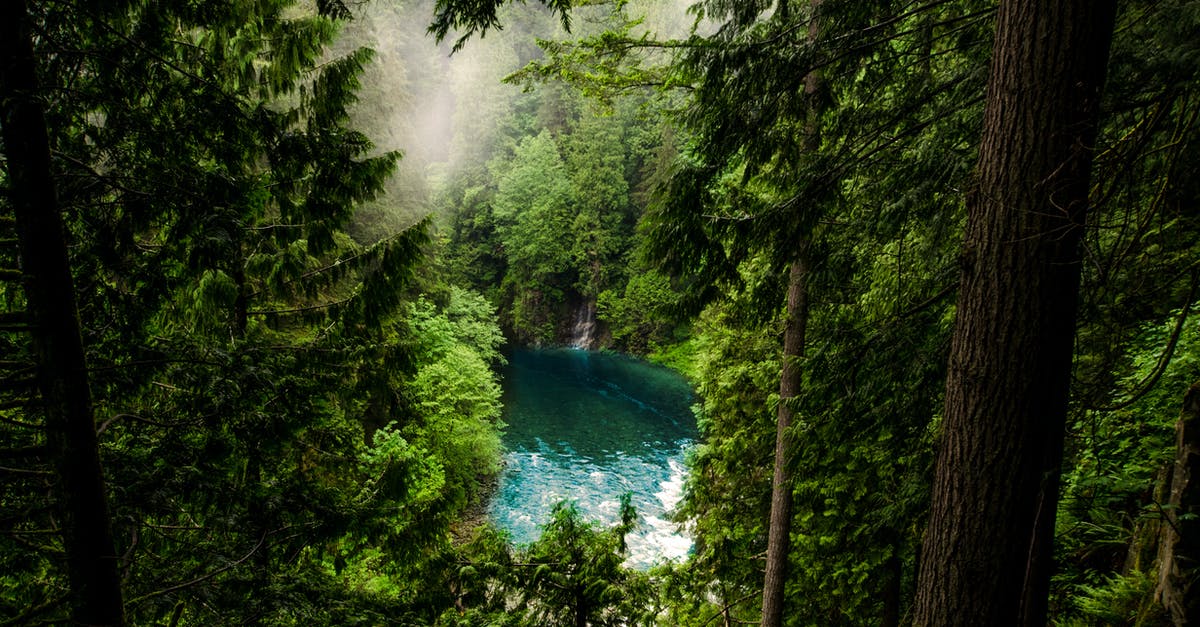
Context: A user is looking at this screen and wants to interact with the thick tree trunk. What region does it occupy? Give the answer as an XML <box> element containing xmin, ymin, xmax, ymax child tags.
<box><xmin>1155</xmin><ymin>381</ymin><xmax>1200</xmax><ymax>624</ymax></box>
<box><xmin>912</xmin><ymin>0</ymin><xmax>1116</xmax><ymax>625</ymax></box>
<box><xmin>760</xmin><ymin>255</ymin><xmax>808</xmax><ymax>627</ymax></box>
<box><xmin>0</xmin><ymin>0</ymin><xmax>127</xmax><ymax>624</ymax></box>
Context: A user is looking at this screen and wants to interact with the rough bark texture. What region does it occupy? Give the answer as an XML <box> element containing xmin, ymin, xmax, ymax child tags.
<box><xmin>760</xmin><ymin>255</ymin><xmax>808</xmax><ymax>627</ymax></box>
<box><xmin>912</xmin><ymin>0</ymin><xmax>1116</xmax><ymax>624</ymax></box>
<box><xmin>1155</xmin><ymin>381</ymin><xmax>1200</xmax><ymax>624</ymax></box>
<box><xmin>0</xmin><ymin>1</ymin><xmax>127</xmax><ymax>624</ymax></box>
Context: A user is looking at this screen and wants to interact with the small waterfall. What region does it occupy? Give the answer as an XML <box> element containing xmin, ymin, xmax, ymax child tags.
<box><xmin>569</xmin><ymin>300</ymin><xmax>597</xmax><ymax>349</ymax></box>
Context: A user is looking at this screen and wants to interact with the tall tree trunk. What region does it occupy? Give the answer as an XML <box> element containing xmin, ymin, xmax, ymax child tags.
<box><xmin>761</xmin><ymin>5</ymin><xmax>820</xmax><ymax>623</ymax></box>
<box><xmin>912</xmin><ymin>1</ymin><xmax>1116</xmax><ymax>625</ymax></box>
<box><xmin>0</xmin><ymin>0</ymin><xmax>126</xmax><ymax>624</ymax></box>
<box><xmin>761</xmin><ymin>254</ymin><xmax>809</xmax><ymax>627</ymax></box>
<box><xmin>1155</xmin><ymin>381</ymin><xmax>1200</xmax><ymax>624</ymax></box>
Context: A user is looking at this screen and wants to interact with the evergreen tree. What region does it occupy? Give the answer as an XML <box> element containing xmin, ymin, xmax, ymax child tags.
<box><xmin>444</xmin><ymin>496</ymin><xmax>651</xmax><ymax>626</ymax></box>
<box><xmin>492</xmin><ymin>130</ymin><xmax>578</xmax><ymax>343</ymax></box>
<box><xmin>913</xmin><ymin>0</ymin><xmax>1119</xmax><ymax>623</ymax></box>
<box><xmin>0</xmin><ymin>0</ymin><xmax>504</xmax><ymax>622</ymax></box>
<box><xmin>643</xmin><ymin>0</ymin><xmax>987</xmax><ymax>621</ymax></box>
<box><xmin>0</xmin><ymin>1</ymin><xmax>125</xmax><ymax>623</ymax></box>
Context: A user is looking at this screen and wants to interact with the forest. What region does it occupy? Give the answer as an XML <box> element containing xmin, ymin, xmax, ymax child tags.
<box><xmin>0</xmin><ymin>0</ymin><xmax>1197</xmax><ymax>625</ymax></box>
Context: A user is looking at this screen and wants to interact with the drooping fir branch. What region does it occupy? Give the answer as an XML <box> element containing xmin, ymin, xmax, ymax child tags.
<box><xmin>1087</xmin><ymin>269</ymin><xmax>1199</xmax><ymax>412</ymax></box>
<box><xmin>504</xmin><ymin>9</ymin><xmax>704</xmax><ymax>104</ymax></box>
<box><xmin>429</xmin><ymin>0</ymin><xmax>574</xmax><ymax>52</ymax></box>
<box><xmin>246</xmin><ymin>217</ymin><xmax>430</xmax><ymax>328</ymax></box>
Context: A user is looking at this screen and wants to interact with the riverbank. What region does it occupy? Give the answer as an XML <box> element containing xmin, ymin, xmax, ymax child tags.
<box><xmin>449</xmin><ymin>472</ymin><xmax>500</xmax><ymax>546</ymax></box>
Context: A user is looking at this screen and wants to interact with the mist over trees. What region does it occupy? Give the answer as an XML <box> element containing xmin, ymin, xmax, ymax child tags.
<box><xmin>1</xmin><ymin>0</ymin><xmax>1198</xmax><ymax>625</ymax></box>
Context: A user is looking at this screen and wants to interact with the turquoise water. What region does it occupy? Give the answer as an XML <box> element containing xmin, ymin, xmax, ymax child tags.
<box><xmin>488</xmin><ymin>348</ymin><xmax>697</xmax><ymax>568</ymax></box>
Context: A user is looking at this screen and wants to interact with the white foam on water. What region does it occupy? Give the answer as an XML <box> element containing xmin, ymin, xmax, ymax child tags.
<box><xmin>628</xmin><ymin>514</ymin><xmax>692</xmax><ymax>565</ymax></box>
<box><xmin>655</xmin><ymin>457</ymin><xmax>687</xmax><ymax>510</ymax></box>
<box><xmin>621</xmin><ymin>452</ymin><xmax>693</xmax><ymax>568</ymax></box>
<box><xmin>489</xmin><ymin>349</ymin><xmax>698</xmax><ymax>569</ymax></box>
<box><xmin>491</xmin><ymin>448</ymin><xmax>695</xmax><ymax>569</ymax></box>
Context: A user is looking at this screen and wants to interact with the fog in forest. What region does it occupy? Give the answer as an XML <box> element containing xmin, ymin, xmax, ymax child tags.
<box><xmin>328</xmin><ymin>0</ymin><xmax>695</xmax><ymax>240</ymax></box>
<box><xmin>8</xmin><ymin>0</ymin><xmax>1197</xmax><ymax>624</ymax></box>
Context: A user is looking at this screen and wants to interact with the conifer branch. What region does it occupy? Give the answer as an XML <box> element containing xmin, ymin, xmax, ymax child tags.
<box><xmin>697</xmin><ymin>590</ymin><xmax>759</xmax><ymax>627</ymax></box>
<box><xmin>83</xmin><ymin>9</ymin><xmax>252</xmax><ymax>117</ymax></box>
<box><xmin>247</xmin><ymin>295</ymin><xmax>351</xmax><ymax>316</ymax></box>
<box><xmin>1087</xmin><ymin>268</ymin><xmax>1199</xmax><ymax>412</ymax></box>
<box><xmin>0</xmin><ymin>465</ymin><xmax>52</xmax><ymax>476</ymax></box>
<box><xmin>126</xmin><ymin>533</ymin><xmax>269</xmax><ymax>606</ymax></box>
<box><xmin>0</xmin><ymin>596</ymin><xmax>66</xmax><ymax>627</ymax></box>
<box><xmin>0</xmin><ymin>413</ymin><xmax>41</xmax><ymax>429</ymax></box>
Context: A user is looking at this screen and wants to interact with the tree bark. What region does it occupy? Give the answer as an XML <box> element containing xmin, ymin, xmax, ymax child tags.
<box><xmin>912</xmin><ymin>0</ymin><xmax>1116</xmax><ymax>625</ymax></box>
<box><xmin>760</xmin><ymin>5</ymin><xmax>821</xmax><ymax>623</ymax></box>
<box><xmin>0</xmin><ymin>1</ymin><xmax>127</xmax><ymax>624</ymax></box>
<box><xmin>1155</xmin><ymin>381</ymin><xmax>1200</xmax><ymax>624</ymax></box>
<box><xmin>760</xmin><ymin>254</ymin><xmax>809</xmax><ymax>627</ymax></box>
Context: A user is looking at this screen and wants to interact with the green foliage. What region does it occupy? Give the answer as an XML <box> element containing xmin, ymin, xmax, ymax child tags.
<box><xmin>429</xmin><ymin>0</ymin><xmax>573</xmax><ymax>52</ymax></box>
<box><xmin>442</xmin><ymin>496</ymin><xmax>652</xmax><ymax>626</ymax></box>
<box><xmin>445</xmin><ymin>1</ymin><xmax>974</xmax><ymax>624</ymax></box>
<box><xmin>3</xmin><ymin>0</ymin><xmax>1194</xmax><ymax>623</ymax></box>
<box><xmin>623</xmin><ymin>1</ymin><xmax>976</xmax><ymax>620</ymax></box>
<box><xmin>505</xmin><ymin>1</ymin><xmax>692</xmax><ymax>105</ymax></box>
<box><xmin>1050</xmin><ymin>1</ymin><xmax>1200</xmax><ymax>617</ymax></box>
<box><xmin>672</xmin><ymin>301</ymin><xmax>780</xmax><ymax>624</ymax></box>
<box><xmin>0</xmin><ymin>0</ymin><xmax>509</xmax><ymax>623</ymax></box>
<box><xmin>492</xmin><ymin>130</ymin><xmax>578</xmax><ymax>342</ymax></box>
<box><xmin>563</xmin><ymin>106</ymin><xmax>633</xmax><ymax>297</ymax></box>
<box><xmin>408</xmin><ymin>286</ymin><xmax>508</xmax><ymax>366</ymax></box>
<box><xmin>1054</xmin><ymin>310</ymin><xmax>1200</xmax><ymax>620</ymax></box>
<box><xmin>405</xmin><ymin>288</ymin><xmax>507</xmax><ymax>513</ymax></box>
<box><xmin>598</xmin><ymin>268</ymin><xmax>681</xmax><ymax>353</ymax></box>
<box><xmin>516</xmin><ymin>498</ymin><xmax>647</xmax><ymax>626</ymax></box>
<box><xmin>1058</xmin><ymin>570</ymin><xmax>1169</xmax><ymax>627</ymax></box>
<box><xmin>437</xmin><ymin>59</ymin><xmax>682</xmax><ymax>350</ymax></box>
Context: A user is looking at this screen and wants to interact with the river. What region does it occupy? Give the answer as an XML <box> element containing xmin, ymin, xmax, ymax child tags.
<box><xmin>487</xmin><ymin>348</ymin><xmax>697</xmax><ymax>569</ymax></box>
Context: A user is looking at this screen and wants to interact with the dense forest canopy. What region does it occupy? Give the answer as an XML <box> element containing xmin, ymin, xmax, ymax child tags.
<box><xmin>0</xmin><ymin>0</ymin><xmax>1197</xmax><ymax>625</ymax></box>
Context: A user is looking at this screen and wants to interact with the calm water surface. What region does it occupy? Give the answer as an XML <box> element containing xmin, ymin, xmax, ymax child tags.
<box><xmin>488</xmin><ymin>348</ymin><xmax>697</xmax><ymax>568</ymax></box>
